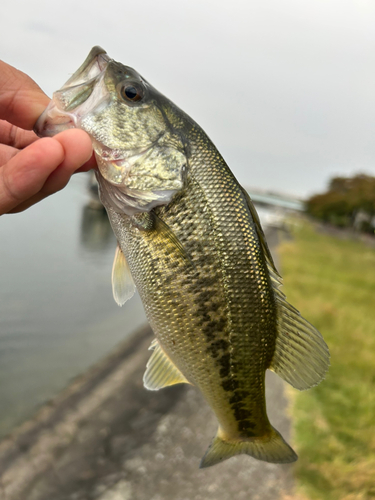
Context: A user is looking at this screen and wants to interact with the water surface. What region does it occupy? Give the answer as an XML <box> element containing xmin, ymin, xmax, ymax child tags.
<box><xmin>0</xmin><ymin>176</ymin><xmax>277</xmax><ymax>440</ymax></box>
<box><xmin>0</xmin><ymin>174</ymin><xmax>146</xmax><ymax>439</ymax></box>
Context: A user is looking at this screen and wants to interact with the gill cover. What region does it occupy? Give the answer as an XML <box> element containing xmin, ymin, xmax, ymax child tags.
<box><xmin>34</xmin><ymin>46</ymin><xmax>188</xmax><ymax>216</ymax></box>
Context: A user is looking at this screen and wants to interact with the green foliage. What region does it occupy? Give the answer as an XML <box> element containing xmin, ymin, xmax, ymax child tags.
<box><xmin>279</xmin><ymin>220</ymin><xmax>375</xmax><ymax>500</ymax></box>
<box><xmin>306</xmin><ymin>174</ymin><xmax>375</xmax><ymax>232</ymax></box>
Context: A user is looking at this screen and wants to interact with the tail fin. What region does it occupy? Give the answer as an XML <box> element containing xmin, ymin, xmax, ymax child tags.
<box><xmin>199</xmin><ymin>427</ymin><xmax>297</xmax><ymax>468</ymax></box>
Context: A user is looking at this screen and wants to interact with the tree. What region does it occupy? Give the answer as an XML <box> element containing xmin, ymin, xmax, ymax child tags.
<box><xmin>306</xmin><ymin>174</ymin><xmax>375</xmax><ymax>232</ymax></box>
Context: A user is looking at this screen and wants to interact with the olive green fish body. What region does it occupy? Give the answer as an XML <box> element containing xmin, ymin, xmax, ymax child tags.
<box><xmin>35</xmin><ymin>47</ymin><xmax>330</xmax><ymax>468</ymax></box>
<box><xmin>108</xmin><ymin>126</ymin><xmax>288</xmax><ymax>457</ymax></box>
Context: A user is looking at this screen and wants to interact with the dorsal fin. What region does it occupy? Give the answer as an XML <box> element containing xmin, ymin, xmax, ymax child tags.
<box><xmin>267</xmin><ymin>262</ymin><xmax>330</xmax><ymax>390</ymax></box>
<box><xmin>270</xmin><ymin>285</ymin><xmax>330</xmax><ymax>390</ymax></box>
<box><xmin>240</xmin><ymin>187</ymin><xmax>329</xmax><ymax>389</ymax></box>
<box><xmin>143</xmin><ymin>339</ymin><xmax>191</xmax><ymax>391</ymax></box>
<box><xmin>111</xmin><ymin>244</ymin><xmax>135</xmax><ymax>306</ymax></box>
<box><xmin>240</xmin><ymin>186</ymin><xmax>280</xmax><ymax>276</ymax></box>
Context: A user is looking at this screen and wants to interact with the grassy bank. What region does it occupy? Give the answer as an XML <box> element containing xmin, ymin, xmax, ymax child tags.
<box><xmin>278</xmin><ymin>220</ymin><xmax>375</xmax><ymax>500</ymax></box>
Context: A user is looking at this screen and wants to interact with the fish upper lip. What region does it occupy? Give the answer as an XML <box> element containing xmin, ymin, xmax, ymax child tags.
<box><xmin>35</xmin><ymin>51</ymin><xmax>111</xmax><ymax>138</ymax></box>
<box><xmin>97</xmin><ymin>53</ymin><xmax>111</xmax><ymax>72</ymax></box>
<box><xmin>62</xmin><ymin>46</ymin><xmax>110</xmax><ymax>89</ymax></box>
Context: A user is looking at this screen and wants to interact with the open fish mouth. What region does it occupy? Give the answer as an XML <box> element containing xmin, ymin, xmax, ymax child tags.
<box><xmin>34</xmin><ymin>47</ymin><xmax>137</xmax><ymax>187</ymax></box>
<box><xmin>34</xmin><ymin>47</ymin><xmax>156</xmax><ymax>190</ymax></box>
<box><xmin>34</xmin><ymin>46</ymin><xmax>111</xmax><ymax>137</ymax></box>
<box><xmin>34</xmin><ymin>46</ymin><xmax>186</xmax><ymax>215</ymax></box>
<box><xmin>61</xmin><ymin>46</ymin><xmax>109</xmax><ymax>89</ymax></box>
<box><xmin>34</xmin><ymin>46</ymin><xmax>156</xmax><ymax>195</ymax></box>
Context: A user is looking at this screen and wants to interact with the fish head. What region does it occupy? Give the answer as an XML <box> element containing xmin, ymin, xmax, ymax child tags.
<box><xmin>35</xmin><ymin>46</ymin><xmax>188</xmax><ymax>214</ymax></box>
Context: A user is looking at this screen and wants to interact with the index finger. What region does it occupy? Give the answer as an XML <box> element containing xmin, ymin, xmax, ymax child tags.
<box><xmin>0</xmin><ymin>119</ymin><xmax>39</xmax><ymax>149</ymax></box>
<box><xmin>0</xmin><ymin>60</ymin><xmax>50</xmax><ymax>130</ymax></box>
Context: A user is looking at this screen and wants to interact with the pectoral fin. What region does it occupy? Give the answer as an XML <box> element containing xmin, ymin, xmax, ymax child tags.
<box><xmin>111</xmin><ymin>244</ymin><xmax>135</xmax><ymax>306</ymax></box>
<box><xmin>152</xmin><ymin>212</ymin><xmax>193</xmax><ymax>266</ymax></box>
<box><xmin>132</xmin><ymin>211</ymin><xmax>192</xmax><ymax>266</ymax></box>
<box><xmin>143</xmin><ymin>339</ymin><xmax>191</xmax><ymax>391</ymax></box>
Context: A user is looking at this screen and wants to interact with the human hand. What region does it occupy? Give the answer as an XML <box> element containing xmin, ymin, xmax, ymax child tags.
<box><xmin>0</xmin><ymin>60</ymin><xmax>96</xmax><ymax>215</ymax></box>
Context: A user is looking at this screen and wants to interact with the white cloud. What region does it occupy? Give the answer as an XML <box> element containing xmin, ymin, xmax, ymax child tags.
<box><xmin>2</xmin><ymin>0</ymin><xmax>374</xmax><ymax>196</ymax></box>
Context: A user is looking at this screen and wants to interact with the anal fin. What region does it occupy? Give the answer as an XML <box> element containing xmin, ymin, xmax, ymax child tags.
<box><xmin>143</xmin><ymin>339</ymin><xmax>191</xmax><ymax>391</ymax></box>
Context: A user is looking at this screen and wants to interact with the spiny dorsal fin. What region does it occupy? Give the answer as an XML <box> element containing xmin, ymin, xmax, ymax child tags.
<box><xmin>111</xmin><ymin>244</ymin><xmax>135</xmax><ymax>306</ymax></box>
<box><xmin>240</xmin><ymin>186</ymin><xmax>280</xmax><ymax>276</ymax></box>
<box><xmin>268</xmin><ymin>261</ymin><xmax>330</xmax><ymax>390</ymax></box>
<box><xmin>143</xmin><ymin>339</ymin><xmax>191</xmax><ymax>391</ymax></box>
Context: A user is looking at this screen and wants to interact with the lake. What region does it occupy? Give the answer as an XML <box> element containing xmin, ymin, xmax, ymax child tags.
<box><xmin>0</xmin><ymin>173</ymin><xmax>147</xmax><ymax>439</ymax></box>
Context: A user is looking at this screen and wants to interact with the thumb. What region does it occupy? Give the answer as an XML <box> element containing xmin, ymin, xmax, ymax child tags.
<box><xmin>0</xmin><ymin>129</ymin><xmax>93</xmax><ymax>214</ymax></box>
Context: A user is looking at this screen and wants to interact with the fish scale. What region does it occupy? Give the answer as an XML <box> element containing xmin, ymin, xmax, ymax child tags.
<box><xmin>107</xmin><ymin>132</ymin><xmax>277</xmax><ymax>441</ymax></box>
<box><xmin>191</xmin><ymin>144</ymin><xmax>272</xmax><ymax>420</ymax></box>
<box><xmin>35</xmin><ymin>46</ymin><xmax>330</xmax><ymax>468</ymax></box>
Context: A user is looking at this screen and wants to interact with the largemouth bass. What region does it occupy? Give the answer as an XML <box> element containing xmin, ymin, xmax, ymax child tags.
<box><xmin>35</xmin><ymin>47</ymin><xmax>329</xmax><ymax>468</ymax></box>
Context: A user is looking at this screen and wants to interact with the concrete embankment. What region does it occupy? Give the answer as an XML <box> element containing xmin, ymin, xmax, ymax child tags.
<box><xmin>0</xmin><ymin>228</ymin><xmax>295</xmax><ymax>500</ymax></box>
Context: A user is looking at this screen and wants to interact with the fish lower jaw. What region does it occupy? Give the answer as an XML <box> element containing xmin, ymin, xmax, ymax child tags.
<box><xmin>95</xmin><ymin>155</ymin><xmax>130</xmax><ymax>185</ymax></box>
<box><xmin>38</xmin><ymin>121</ymin><xmax>75</xmax><ymax>137</ymax></box>
<box><xmin>34</xmin><ymin>105</ymin><xmax>77</xmax><ymax>138</ymax></box>
<box><xmin>94</xmin><ymin>145</ymin><xmax>152</xmax><ymax>185</ymax></box>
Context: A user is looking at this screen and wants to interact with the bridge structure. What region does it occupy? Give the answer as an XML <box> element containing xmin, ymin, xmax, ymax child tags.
<box><xmin>245</xmin><ymin>188</ymin><xmax>304</xmax><ymax>229</ymax></box>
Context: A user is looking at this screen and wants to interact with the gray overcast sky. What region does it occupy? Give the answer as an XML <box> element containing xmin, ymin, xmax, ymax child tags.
<box><xmin>2</xmin><ymin>0</ymin><xmax>375</xmax><ymax>197</ymax></box>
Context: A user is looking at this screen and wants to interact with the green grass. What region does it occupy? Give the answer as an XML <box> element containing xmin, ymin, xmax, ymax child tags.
<box><xmin>278</xmin><ymin>219</ymin><xmax>375</xmax><ymax>500</ymax></box>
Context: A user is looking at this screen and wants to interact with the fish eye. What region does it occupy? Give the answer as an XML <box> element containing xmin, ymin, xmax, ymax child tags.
<box><xmin>120</xmin><ymin>83</ymin><xmax>144</xmax><ymax>103</ymax></box>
